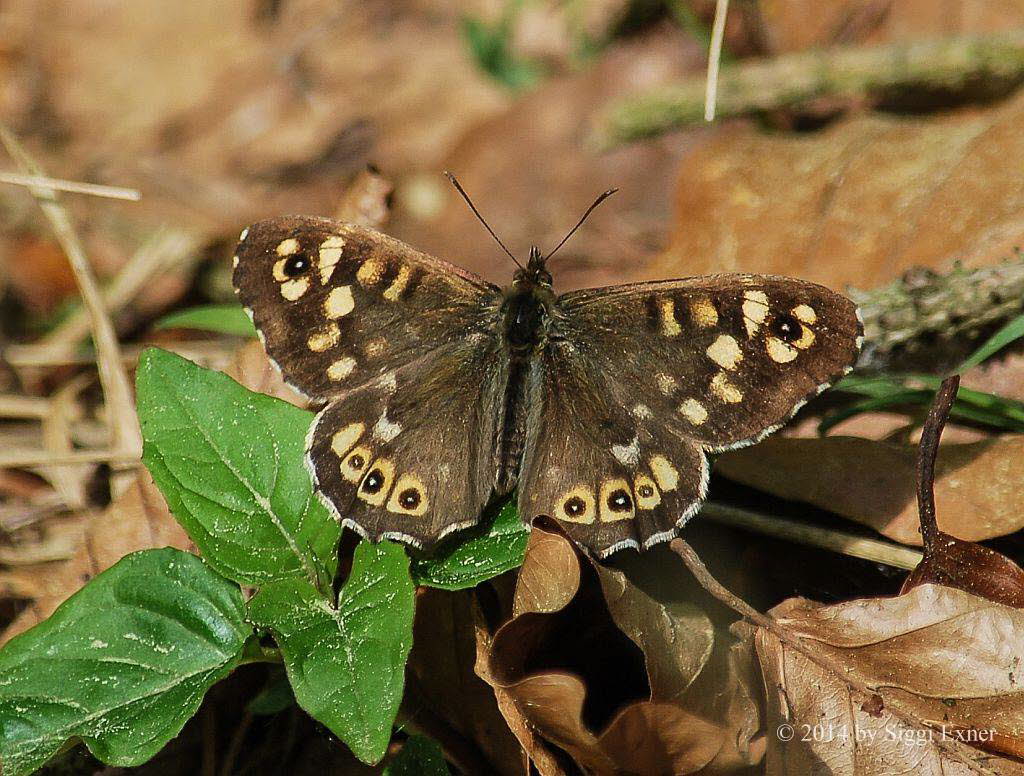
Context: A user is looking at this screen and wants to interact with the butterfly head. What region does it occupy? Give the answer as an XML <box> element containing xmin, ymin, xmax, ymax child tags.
<box><xmin>517</xmin><ymin>245</ymin><xmax>553</xmax><ymax>288</ymax></box>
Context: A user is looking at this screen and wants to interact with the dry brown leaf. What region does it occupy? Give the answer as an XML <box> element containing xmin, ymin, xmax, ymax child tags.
<box><xmin>474</xmin><ymin>613</ymin><xmax>569</xmax><ymax>776</ymax></box>
<box><xmin>656</xmin><ymin>91</ymin><xmax>1024</xmax><ymax>291</ymax></box>
<box><xmin>0</xmin><ymin>473</ymin><xmax>189</xmax><ymax>644</ymax></box>
<box><xmin>904</xmin><ymin>533</ymin><xmax>1024</xmax><ymax>608</ymax></box>
<box><xmin>715</xmin><ymin>435</ymin><xmax>1024</xmax><ymax>545</ymax></box>
<box><xmin>2</xmin><ymin>233</ymin><xmax>78</xmax><ymax>315</ymax></box>
<box><xmin>754</xmin><ymin>584</ymin><xmax>1024</xmax><ymax>774</ymax></box>
<box><xmin>754</xmin><ymin>0</ymin><xmax>1024</xmax><ymax>53</ymax></box>
<box><xmin>481</xmin><ymin>520</ymin><xmax>762</xmax><ymax>774</ymax></box>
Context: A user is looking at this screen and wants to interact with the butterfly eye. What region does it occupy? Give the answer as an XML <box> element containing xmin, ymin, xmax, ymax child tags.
<box><xmin>282</xmin><ymin>254</ymin><xmax>310</xmax><ymax>278</ymax></box>
<box><xmin>770</xmin><ymin>313</ymin><xmax>802</xmax><ymax>344</ymax></box>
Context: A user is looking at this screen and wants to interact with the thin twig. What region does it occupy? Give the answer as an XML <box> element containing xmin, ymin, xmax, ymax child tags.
<box><xmin>4</xmin><ymin>341</ymin><xmax>235</xmax><ymax>369</ymax></box>
<box><xmin>0</xmin><ymin>449</ymin><xmax>140</xmax><ymax>468</ymax></box>
<box><xmin>704</xmin><ymin>0</ymin><xmax>730</xmax><ymax>121</ymax></box>
<box><xmin>0</xmin><ymin>171</ymin><xmax>140</xmax><ymax>201</ymax></box>
<box><xmin>701</xmin><ymin>502</ymin><xmax>922</xmax><ymax>570</ymax></box>
<box><xmin>0</xmin><ymin>125</ymin><xmax>141</xmax><ymax>461</ymax></box>
<box><xmin>916</xmin><ymin>375</ymin><xmax>959</xmax><ymax>553</ymax></box>
<box><xmin>41</xmin><ymin>226</ymin><xmax>200</xmax><ymax>350</ymax></box>
<box><xmin>218</xmin><ymin>711</ymin><xmax>253</xmax><ymax>776</ymax></box>
<box><xmin>0</xmin><ymin>395</ymin><xmax>52</xmax><ymax>419</ymax></box>
<box><xmin>669</xmin><ymin>538</ymin><xmax>999</xmax><ymax>775</ymax></box>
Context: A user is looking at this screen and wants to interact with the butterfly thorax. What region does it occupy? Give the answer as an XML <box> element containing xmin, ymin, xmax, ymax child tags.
<box><xmin>504</xmin><ymin>249</ymin><xmax>554</xmax><ymax>356</ymax></box>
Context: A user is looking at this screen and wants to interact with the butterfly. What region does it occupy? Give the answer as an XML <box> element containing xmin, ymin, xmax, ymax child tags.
<box><xmin>232</xmin><ymin>198</ymin><xmax>862</xmax><ymax>559</ymax></box>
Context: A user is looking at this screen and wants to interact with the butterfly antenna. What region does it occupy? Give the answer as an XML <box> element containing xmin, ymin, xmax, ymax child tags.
<box><xmin>444</xmin><ymin>171</ymin><xmax>524</xmax><ymax>270</ymax></box>
<box><xmin>544</xmin><ymin>188</ymin><xmax>618</xmax><ymax>261</ymax></box>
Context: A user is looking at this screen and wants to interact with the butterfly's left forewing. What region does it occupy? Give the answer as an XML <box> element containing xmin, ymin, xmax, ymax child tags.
<box><xmin>518</xmin><ymin>275</ymin><xmax>862</xmax><ymax>557</ymax></box>
<box><xmin>233</xmin><ymin>216</ymin><xmax>500</xmax><ymax>403</ymax></box>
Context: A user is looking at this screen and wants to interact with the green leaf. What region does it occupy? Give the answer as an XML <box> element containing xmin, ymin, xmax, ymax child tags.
<box><xmin>154</xmin><ymin>304</ymin><xmax>256</xmax><ymax>338</ymax></box>
<box><xmin>384</xmin><ymin>735</ymin><xmax>451</xmax><ymax>776</ymax></box>
<box><xmin>0</xmin><ymin>548</ymin><xmax>249</xmax><ymax>775</ymax></box>
<box><xmin>818</xmin><ymin>388</ymin><xmax>931</xmax><ymax>434</ymax></box>
<box><xmin>247</xmin><ymin>541</ymin><xmax>415</xmax><ymax>764</ymax></box>
<box><xmin>828</xmin><ymin>372</ymin><xmax>1024</xmax><ymax>433</ymax></box>
<box><xmin>461</xmin><ymin>9</ymin><xmax>544</xmax><ymax>90</ymax></box>
<box><xmin>411</xmin><ymin>498</ymin><xmax>528</xmax><ymax>590</ymax></box>
<box><xmin>137</xmin><ymin>348</ymin><xmax>339</xmax><ymax>588</ymax></box>
<box><xmin>957</xmin><ymin>311</ymin><xmax>1024</xmax><ymax>372</ymax></box>
<box><xmin>246</xmin><ymin>667</ymin><xmax>295</xmax><ymax>715</ymax></box>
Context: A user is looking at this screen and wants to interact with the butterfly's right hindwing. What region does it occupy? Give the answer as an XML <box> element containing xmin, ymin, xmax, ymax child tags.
<box><xmin>233</xmin><ymin>216</ymin><xmax>500</xmax><ymax>402</ymax></box>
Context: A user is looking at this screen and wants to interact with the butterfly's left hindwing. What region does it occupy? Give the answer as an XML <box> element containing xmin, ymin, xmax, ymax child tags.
<box><xmin>518</xmin><ymin>275</ymin><xmax>862</xmax><ymax>557</ymax></box>
<box><xmin>307</xmin><ymin>336</ymin><xmax>507</xmax><ymax>547</ymax></box>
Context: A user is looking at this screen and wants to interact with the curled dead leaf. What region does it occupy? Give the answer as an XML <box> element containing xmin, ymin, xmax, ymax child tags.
<box><xmin>479</xmin><ymin>519</ymin><xmax>762</xmax><ymax>774</ymax></box>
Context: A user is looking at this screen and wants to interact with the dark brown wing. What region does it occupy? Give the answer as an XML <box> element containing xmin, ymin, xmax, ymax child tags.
<box><xmin>306</xmin><ymin>335</ymin><xmax>507</xmax><ymax>547</ymax></box>
<box><xmin>517</xmin><ymin>274</ymin><xmax>862</xmax><ymax>557</ymax></box>
<box><xmin>233</xmin><ymin>216</ymin><xmax>501</xmax><ymax>402</ymax></box>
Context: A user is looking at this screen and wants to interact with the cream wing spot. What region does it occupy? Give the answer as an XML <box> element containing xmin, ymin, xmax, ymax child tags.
<box><xmin>611</xmin><ymin>437</ymin><xmax>640</xmax><ymax>467</ymax></box>
<box><xmin>383</xmin><ymin>265</ymin><xmax>412</xmax><ymax>301</ymax></box>
<box><xmin>767</xmin><ymin>337</ymin><xmax>799</xmax><ymax>363</ymax></box>
<box><xmin>690</xmin><ymin>297</ymin><xmax>718</xmax><ymax>327</ymax></box>
<box><xmin>307</xmin><ymin>323</ymin><xmax>340</xmax><ymax>352</ymax></box>
<box><xmin>372</xmin><ymin>410</ymin><xmax>402</xmax><ymax>442</ymax></box>
<box><xmin>710</xmin><ymin>372</ymin><xmax>743</xmax><ymax>403</ymax></box>
<box><xmin>599</xmin><ymin>479</ymin><xmax>635</xmax><ymax>522</ymax></box>
<box><xmin>793</xmin><ymin>304</ymin><xmax>817</xmax><ymax>324</ymax></box>
<box><xmin>649</xmin><ymin>455</ymin><xmax>679</xmax><ymax>492</ymax></box>
<box><xmin>358</xmin><ymin>458</ymin><xmax>395</xmax><ymax>506</ymax></box>
<box><xmin>324</xmin><ymin>286</ymin><xmax>355</xmax><ymax>319</ymax></box>
<box><xmin>656</xmin><ymin>373</ymin><xmax>677</xmax><ymax>396</ymax></box>
<box><xmin>317</xmin><ymin>236</ymin><xmax>345</xmax><ymax>284</ymax></box>
<box><xmin>387</xmin><ymin>474</ymin><xmax>429</xmax><ymax>516</ymax></box>
<box><xmin>281</xmin><ymin>277</ymin><xmax>310</xmax><ymax>301</ymax></box>
<box><xmin>356</xmin><ymin>258</ymin><xmax>384</xmax><ymax>286</ymax></box>
<box><xmin>365</xmin><ymin>338</ymin><xmax>388</xmax><ymax>357</ymax></box>
<box><xmin>327</xmin><ymin>356</ymin><xmax>357</xmax><ymax>380</ymax></box>
<box><xmin>275</xmin><ymin>238</ymin><xmax>300</xmax><ymax>256</ymax></box>
<box><xmin>706</xmin><ymin>334</ymin><xmax>743</xmax><ymax>370</ymax></box>
<box><xmin>558</xmin><ymin>486</ymin><xmax>596</xmax><ymax>524</ymax></box>
<box><xmin>331</xmin><ymin>422</ymin><xmax>365</xmax><ymax>457</ymax></box>
<box><xmin>678</xmin><ymin>398</ymin><xmax>708</xmax><ymax>425</ymax></box>
<box><xmin>742</xmin><ymin>290</ymin><xmax>769</xmax><ymax>337</ymax></box>
<box><xmin>632</xmin><ymin>403</ymin><xmax>653</xmax><ymax>420</ymax></box>
<box><xmin>634</xmin><ymin>474</ymin><xmax>661</xmax><ymax>510</ymax></box>
<box><xmin>659</xmin><ymin>299</ymin><xmax>681</xmax><ymax>336</ymax></box>
<box><xmin>232</xmin><ymin>255</ymin><xmax>239</xmax><ymax>268</ymax></box>
<box><xmin>239</xmin><ymin>227</ymin><xmax>249</xmax><ymax>242</ymax></box>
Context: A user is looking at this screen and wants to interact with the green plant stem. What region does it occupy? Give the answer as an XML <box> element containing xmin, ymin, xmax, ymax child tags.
<box><xmin>594</xmin><ymin>29</ymin><xmax>1024</xmax><ymax>146</ymax></box>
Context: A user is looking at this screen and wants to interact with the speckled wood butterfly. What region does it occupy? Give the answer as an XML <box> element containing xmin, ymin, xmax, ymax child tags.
<box><xmin>233</xmin><ymin>204</ymin><xmax>862</xmax><ymax>558</ymax></box>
